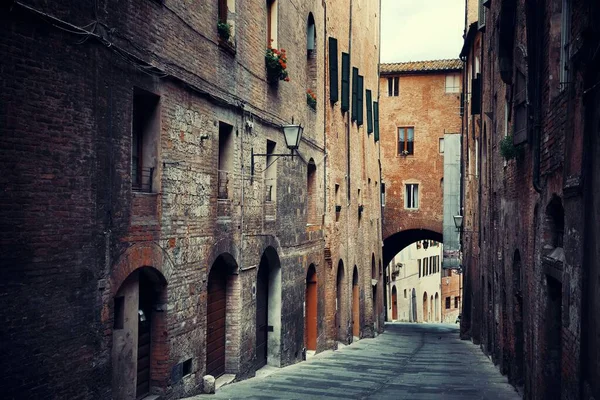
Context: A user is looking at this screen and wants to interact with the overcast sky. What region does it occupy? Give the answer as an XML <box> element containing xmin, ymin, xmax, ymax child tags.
<box><xmin>380</xmin><ymin>0</ymin><xmax>465</xmax><ymax>63</ymax></box>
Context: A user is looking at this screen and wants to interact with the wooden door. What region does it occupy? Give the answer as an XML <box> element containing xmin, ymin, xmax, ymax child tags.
<box><xmin>352</xmin><ymin>284</ymin><xmax>359</xmax><ymax>337</ymax></box>
<box><xmin>206</xmin><ymin>268</ymin><xmax>227</xmax><ymax>377</ymax></box>
<box><xmin>392</xmin><ymin>288</ymin><xmax>398</xmax><ymax>320</ymax></box>
<box><xmin>305</xmin><ymin>273</ymin><xmax>317</xmax><ymax>350</ymax></box>
<box><xmin>136</xmin><ymin>276</ymin><xmax>153</xmax><ymax>399</ymax></box>
<box><xmin>256</xmin><ymin>265</ymin><xmax>269</xmax><ymax>368</ymax></box>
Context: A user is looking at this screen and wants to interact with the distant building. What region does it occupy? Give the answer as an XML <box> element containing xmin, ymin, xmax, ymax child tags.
<box><xmin>386</xmin><ymin>241</ymin><xmax>443</xmax><ymax>323</ymax></box>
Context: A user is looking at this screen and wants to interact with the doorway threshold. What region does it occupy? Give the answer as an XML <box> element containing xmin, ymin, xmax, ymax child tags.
<box><xmin>215</xmin><ymin>374</ymin><xmax>236</xmax><ymax>390</ymax></box>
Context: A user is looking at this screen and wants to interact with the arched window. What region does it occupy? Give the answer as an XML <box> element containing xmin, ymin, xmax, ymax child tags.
<box><xmin>307</xmin><ymin>13</ymin><xmax>316</xmax><ymax>55</ymax></box>
<box><xmin>306</xmin><ymin>13</ymin><xmax>317</xmax><ymax>108</ymax></box>
<box><xmin>306</xmin><ymin>159</ymin><xmax>318</xmax><ymax>226</ymax></box>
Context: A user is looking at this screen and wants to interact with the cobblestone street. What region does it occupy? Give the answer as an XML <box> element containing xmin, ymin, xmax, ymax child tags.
<box><xmin>189</xmin><ymin>323</ymin><xmax>520</xmax><ymax>400</ymax></box>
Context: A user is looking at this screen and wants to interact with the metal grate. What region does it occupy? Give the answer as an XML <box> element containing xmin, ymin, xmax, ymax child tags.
<box><xmin>132</xmin><ymin>167</ymin><xmax>154</xmax><ymax>193</ymax></box>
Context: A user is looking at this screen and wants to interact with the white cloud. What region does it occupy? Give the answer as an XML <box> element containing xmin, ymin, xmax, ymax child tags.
<box><xmin>381</xmin><ymin>0</ymin><xmax>465</xmax><ymax>63</ymax></box>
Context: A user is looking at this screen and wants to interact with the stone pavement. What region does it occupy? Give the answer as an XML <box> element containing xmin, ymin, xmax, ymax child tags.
<box><xmin>187</xmin><ymin>323</ymin><xmax>521</xmax><ymax>400</ymax></box>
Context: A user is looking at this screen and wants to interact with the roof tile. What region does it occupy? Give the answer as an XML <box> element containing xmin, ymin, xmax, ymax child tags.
<box><xmin>380</xmin><ymin>59</ymin><xmax>462</xmax><ymax>74</ymax></box>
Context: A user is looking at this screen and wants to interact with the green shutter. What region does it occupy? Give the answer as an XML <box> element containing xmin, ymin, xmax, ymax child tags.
<box><xmin>373</xmin><ymin>101</ymin><xmax>379</xmax><ymax>142</ymax></box>
<box><xmin>341</xmin><ymin>53</ymin><xmax>350</xmax><ymax>112</ymax></box>
<box><xmin>357</xmin><ymin>75</ymin><xmax>364</xmax><ymax>126</ymax></box>
<box><xmin>329</xmin><ymin>37</ymin><xmax>338</xmax><ymax>103</ymax></box>
<box><xmin>351</xmin><ymin>67</ymin><xmax>358</xmax><ymax>121</ymax></box>
<box><xmin>366</xmin><ymin>89</ymin><xmax>373</xmax><ymax>134</ymax></box>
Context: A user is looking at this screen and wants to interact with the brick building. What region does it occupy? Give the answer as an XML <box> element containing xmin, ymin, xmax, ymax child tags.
<box><xmin>0</xmin><ymin>0</ymin><xmax>382</xmax><ymax>398</ymax></box>
<box><xmin>379</xmin><ymin>60</ymin><xmax>463</xmax><ymax>322</ymax></box>
<box><xmin>459</xmin><ymin>0</ymin><xmax>600</xmax><ymax>399</ymax></box>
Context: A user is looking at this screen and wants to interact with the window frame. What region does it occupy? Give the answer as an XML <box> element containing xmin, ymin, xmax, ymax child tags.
<box><xmin>397</xmin><ymin>127</ymin><xmax>415</xmax><ymax>156</ymax></box>
<box><xmin>404</xmin><ymin>183</ymin><xmax>419</xmax><ymax>210</ymax></box>
<box><xmin>445</xmin><ymin>74</ymin><xmax>460</xmax><ymax>93</ymax></box>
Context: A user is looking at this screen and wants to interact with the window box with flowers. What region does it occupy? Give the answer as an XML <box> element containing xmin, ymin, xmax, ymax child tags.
<box><xmin>306</xmin><ymin>89</ymin><xmax>317</xmax><ymax>110</ymax></box>
<box><xmin>265</xmin><ymin>43</ymin><xmax>289</xmax><ymax>84</ymax></box>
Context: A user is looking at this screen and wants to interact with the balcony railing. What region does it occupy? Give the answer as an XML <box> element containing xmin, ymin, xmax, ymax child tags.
<box><xmin>132</xmin><ymin>167</ymin><xmax>154</xmax><ymax>193</ymax></box>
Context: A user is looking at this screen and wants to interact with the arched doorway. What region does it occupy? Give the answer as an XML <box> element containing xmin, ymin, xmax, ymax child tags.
<box><xmin>371</xmin><ymin>254</ymin><xmax>378</xmax><ymax>331</ymax></box>
<box><xmin>256</xmin><ymin>246</ymin><xmax>282</xmax><ymax>369</ymax></box>
<box><xmin>352</xmin><ymin>266</ymin><xmax>360</xmax><ymax>338</ymax></box>
<box><xmin>112</xmin><ymin>267</ymin><xmax>167</xmax><ymax>399</ymax></box>
<box><xmin>206</xmin><ymin>254</ymin><xmax>238</xmax><ymax>377</ymax></box>
<box><xmin>435</xmin><ymin>293</ymin><xmax>439</xmax><ymax>321</ymax></box>
<box><xmin>513</xmin><ymin>250</ymin><xmax>524</xmax><ymax>386</ymax></box>
<box><xmin>391</xmin><ymin>286</ymin><xmax>398</xmax><ymax>320</ymax></box>
<box><xmin>430</xmin><ymin>295</ymin><xmax>434</xmax><ymax>322</ymax></box>
<box><xmin>336</xmin><ymin>260</ymin><xmax>347</xmax><ymax>343</ymax></box>
<box><xmin>422</xmin><ymin>292</ymin><xmax>428</xmax><ymax>322</ymax></box>
<box><xmin>305</xmin><ymin>264</ymin><xmax>318</xmax><ymax>351</ymax></box>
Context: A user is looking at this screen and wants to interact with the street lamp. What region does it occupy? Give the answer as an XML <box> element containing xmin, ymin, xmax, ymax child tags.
<box><xmin>453</xmin><ymin>215</ymin><xmax>464</xmax><ymax>232</ymax></box>
<box><xmin>251</xmin><ymin>121</ymin><xmax>304</xmax><ymax>176</ymax></box>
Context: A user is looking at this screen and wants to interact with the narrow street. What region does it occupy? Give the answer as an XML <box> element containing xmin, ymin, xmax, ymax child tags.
<box><xmin>190</xmin><ymin>323</ymin><xmax>520</xmax><ymax>400</ymax></box>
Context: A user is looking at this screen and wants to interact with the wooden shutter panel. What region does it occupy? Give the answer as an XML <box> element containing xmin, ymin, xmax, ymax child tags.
<box><xmin>357</xmin><ymin>75</ymin><xmax>364</xmax><ymax>126</ymax></box>
<box><xmin>366</xmin><ymin>89</ymin><xmax>373</xmax><ymax>134</ymax></box>
<box><xmin>351</xmin><ymin>67</ymin><xmax>358</xmax><ymax>121</ymax></box>
<box><xmin>373</xmin><ymin>101</ymin><xmax>380</xmax><ymax>142</ymax></box>
<box><xmin>329</xmin><ymin>38</ymin><xmax>339</xmax><ymax>103</ymax></box>
<box><xmin>218</xmin><ymin>0</ymin><xmax>227</xmax><ymax>23</ymax></box>
<box><xmin>471</xmin><ymin>73</ymin><xmax>481</xmax><ymax>115</ymax></box>
<box><xmin>341</xmin><ymin>53</ymin><xmax>350</xmax><ymax>112</ymax></box>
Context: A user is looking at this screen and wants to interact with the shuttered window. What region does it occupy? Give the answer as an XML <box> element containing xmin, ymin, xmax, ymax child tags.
<box><xmin>351</xmin><ymin>67</ymin><xmax>359</xmax><ymax>121</ymax></box>
<box><xmin>366</xmin><ymin>89</ymin><xmax>373</xmax><ymax>134</ymax></box>
<box><xmin>329</xmin><ymin>37</ymin><xmax>339</xmax><ymax>103</ymax></box>
<box><xmin>373</xmin><ymin>101</ymin><xmax>379</xmax><ymax>142</ymax></box>
<box><xmin>341</xmin><ymin>53</ymin><xmax>350</xmax><ymax>112</ymax></box>
<box><xmin>357</xmin><ymin>75</ymin><xmax>364</xmax><ymax>126</ymax></box>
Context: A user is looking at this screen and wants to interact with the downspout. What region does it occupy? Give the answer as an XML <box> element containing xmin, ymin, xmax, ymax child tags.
<box><xmin>378</xmin><ymin>0</ymin><xmax>387</xmax><ymax>324</ymax></box>
<box><xmin>323</xmin><ymin>0</ymin><xmax>327</xmax><ymax>227</ymax></box>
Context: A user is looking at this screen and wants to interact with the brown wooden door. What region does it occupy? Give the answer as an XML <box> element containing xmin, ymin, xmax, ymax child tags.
<box><xmin>256</xmin><ymin>265</ymin><xmax>269</xmax><ymax>368</ymax></box>
<box><xmin>352</xmin><ymin>284</ymin><xmax>359</xmax><ymax>337</ymax></box>
<box><xmin>305</xmin><ymin>273</ymin><xmax>317</xmax><ymax>350</ymax></box>
<box><xmin>392</xmin><ymin>288</ymin><xmax>398</xmax><ymax>320</ymax></box>
<box><xmin>136</xmin><ymin>276</ymin><xmax>154</xmax><ymax>399</ymax></box>
<box><xmin>206</xmin><ymin>268</ymin><xmax>227</xmax><ymax>378</ymax></box>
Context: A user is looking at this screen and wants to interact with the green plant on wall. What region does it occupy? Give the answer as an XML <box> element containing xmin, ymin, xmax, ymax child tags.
<box><xmin>500</xmin><ymin>134</ymin><xmax>521</xmax><ymax>160</ymax></box>
<box><xmin>217</xmin><ymin>22</ymin><xmax>231</xmax><ymax>41</ymax></box>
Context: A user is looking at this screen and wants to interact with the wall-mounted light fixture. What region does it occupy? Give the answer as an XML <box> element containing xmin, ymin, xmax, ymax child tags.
<box><xmin>251</xmin><ymin>121</ymin><xmax>304</xmax><ymax>176</ymax></box>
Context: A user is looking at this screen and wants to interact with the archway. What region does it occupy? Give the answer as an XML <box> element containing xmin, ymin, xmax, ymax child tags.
<box><xmin>256</xmin><ymin>246</ymin><xmax>282</xmax><ymax>369</ymax></box>
<box><xmin>422</xmin><ymin>292</ymin><xmax>428</xmax><ymax>322</ymax></box>
<box><xmin>112</xmin><ymin>267</ymin><xmax>167</xmax><ymax>399</ymax></box>
<box><xmin>336</xmin><ymin>260</ymin><xmax>347</xmax><ymax>343</ymax></box>
<box><xmin>435</xmin><ymin>292</ymin><xmax>439</xmax><ymax>321</ymax></box>
<box><xmin>305</xmin><ymin>264</ymin><xmax>318</xmax><ymax>351</ymax></box>
<box><xmin>207</xmin><ymin>253</ymin><xmax>238</xmax><ymax>377</ymax></box>
<box><xmin>352</xmin><ymin>266</ymin><xmax>360</xmax><ymax>338</ymax></box>
<box><xmin>383</xmin><ymin>229</ymin><xmax>443</xmax><ymax>267</ymax></box>
<box><xmin>513</xmin><ymin>250</ymin><xmax>524</xmax><ymax>386</ymax></box>
<box><xmin>391</xmin><ymin>286</ymin><xmax>398</xmax><ymax>320</ymax></box>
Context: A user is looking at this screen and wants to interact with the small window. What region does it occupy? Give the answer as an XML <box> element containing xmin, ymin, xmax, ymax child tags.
<box><xmin>267</xmin><ymin>0</ymin><xmax>277</xmax><ymax>48</ymax></box>
<box><xmin>405</xmin><ymin>184</ymin><xmax>419</xmax><ymax>209</ymax></box>
<box><xmin>381</xmin><ymin>182</ymin><xmax>386</xmax><ymax>206</ymax></box>
<box><xmin>114</xmin><ymin>296</ymin><xmax>125</xmax><ymax>329</ymax></box>
<box><xmin>445</xmin><ymin>74</ymin><xmax>460</xmax><ymax>93</ymax></box>
<box><xmin>404</xmin><ymin>289</ymin><xmax>407</xmax><ymax>298</ymax></box>
<box><xmin>182</xmin><ymin>358</ymin><xmax>192</xmax><ymax>376</ymax></box>
<box><xmin>445</xmin><ymin>297</ymin><xmax>451</xmax><ymax>309</ymax></box>
<box><xmin>132</xmin><ymin>88</ymin><xmax>160</xmax><ymax>193</ymax></box>
<box><xmin>387</xmin><ymin>77</ymin><xmax>399</xmax><ymax>96</ymax></box>
<box><xmin>418</xmin><ymin>259</ymin><xmax>421</xmax><ymax>278</ymax></box>
<box><xmin>454</xmin><ymin>296</ymin><xmax>460</xmax><ymax>309</ymax></box>
<box><xmin>398</xmin><ymin>127</ymin><xmax>414</xmax><ymax>155</ymax></box>
<box><xmin>439</xmin><ymin>138</ymin><xmax>444</xmax><ymax>153</ymax></box>
<box><xmin>265</xmin><ymin>140</ymin><xmax>277</xmax><ymax>202</ymax></box>
<box><xmin>218</xmin><ymin>122</ymin><xmax>235</xmax><ymax>199</ymax></box>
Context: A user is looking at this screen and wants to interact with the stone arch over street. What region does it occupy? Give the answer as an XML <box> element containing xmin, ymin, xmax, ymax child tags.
<box><xmin>383</xmin><ymin>229</ymin><xmax>443</xmax><ymax>267</ymax></box>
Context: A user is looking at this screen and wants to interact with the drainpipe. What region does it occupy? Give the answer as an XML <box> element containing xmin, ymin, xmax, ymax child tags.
<box><xmin>323</xmin><ymin>0</ymin><xmax>327</xmax><ymax>227</ymax></box>
<box><xmin>377</xmin><ymin>0</ymin><xmax>387</xmax><ymax>325</ymax></box>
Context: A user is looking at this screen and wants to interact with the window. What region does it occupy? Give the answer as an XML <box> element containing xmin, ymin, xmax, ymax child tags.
<box><xmin>445</xmin><ymin>297</ymin><xmax>451</xmax><ymax>309</ymax></box>
<box><xmin>405</xmin><ymin>184</ymin><xmax>419</xmax><ymax>209</ymax></box>
<box><xmin>218</xmin><ymin>122</ymin><xmax>234</xmax><ymax>199</ymax></box>
<box><xmin>307</xmin><ymin>13</ymin><xmax>316</xmax><ymax>54</ymax></box>
<box><xmin>418</xmin><ymin>259</ymin><xmax>421</xmax><ymax>278</ymax></box>
<box><xmin>265</xmin><ymin>140</ymin><xmax>277</xmax><ymax>202</ymax></box>
<box><xmin>445</xmin><ymin>74</ymin><xmax>460</xmax><ymax>93</ymax></box>
<box><xmin>398</xmin><ymin>127</ymin><xmax>414</xmax><ymax>155</ymax></box>
<box><xmin>182</xmin><ymin>359</ymin><xmax>192</xmax><ymax>377</ymax></box>
<box><xmin>454</xmin><ymin>296</ymin><xmax>460</xmax><ymax>309</ymax></box>
<box><xmin>307</xmin><ymin>159</ymin><xmax>317</xmax><ymax>225</ymax></box>
<box><xmin>439</xmin><ymin>138</ymin><xmax>444</xmax><ymax>153</ymax></box>
<box><xmin>267</xmin><ymin>0</ymin><xmax>277</xmax><ymax>48</ymax></box>
<box><xmin>387</xmin><ymin>77</ymin><xmax>399</xmax><ymax>96</ymax></box>
<box><xmin>381</xmin><ymin>182</ymin><xmax>386</xmax><ymax>206</ymax></box>
<box><xmin>132</xmin><ymin>88</ymin><xmax>160</xmax><ymax>193</ymax></box>
<box><xmin>424</xmin><ymin>258</ymin><xmax>428</xmax><ymax>275</ymax></box>
<box><xmin>559</xmin><ymin>0</ymin><xmax>571</xmax><ymax>90</ymax></box>
<box><xmin>404</xmin><ymin>289</ymin><xmax>407</xmax><ymax>298</ymax></box>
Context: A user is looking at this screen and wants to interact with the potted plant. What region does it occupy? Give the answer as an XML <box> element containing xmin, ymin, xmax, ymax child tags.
<box><xmin>500</xmin><ymin>134</ymin><xmax>521</xmax><ymax>160</ymax></box>
<box><xmin>217</xmin><ymin>21</ymin><xmax>232</xmax><ymax>42</ymax></box>
<box><xmin>265</xmin><ymin>42</ymin><xmax>289</xmax><ymax>84</ymax></box>
<box><xmin>306</xmin><ymin>89</ymin><xmax>317</xmax><ymax>109</ymax></box>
